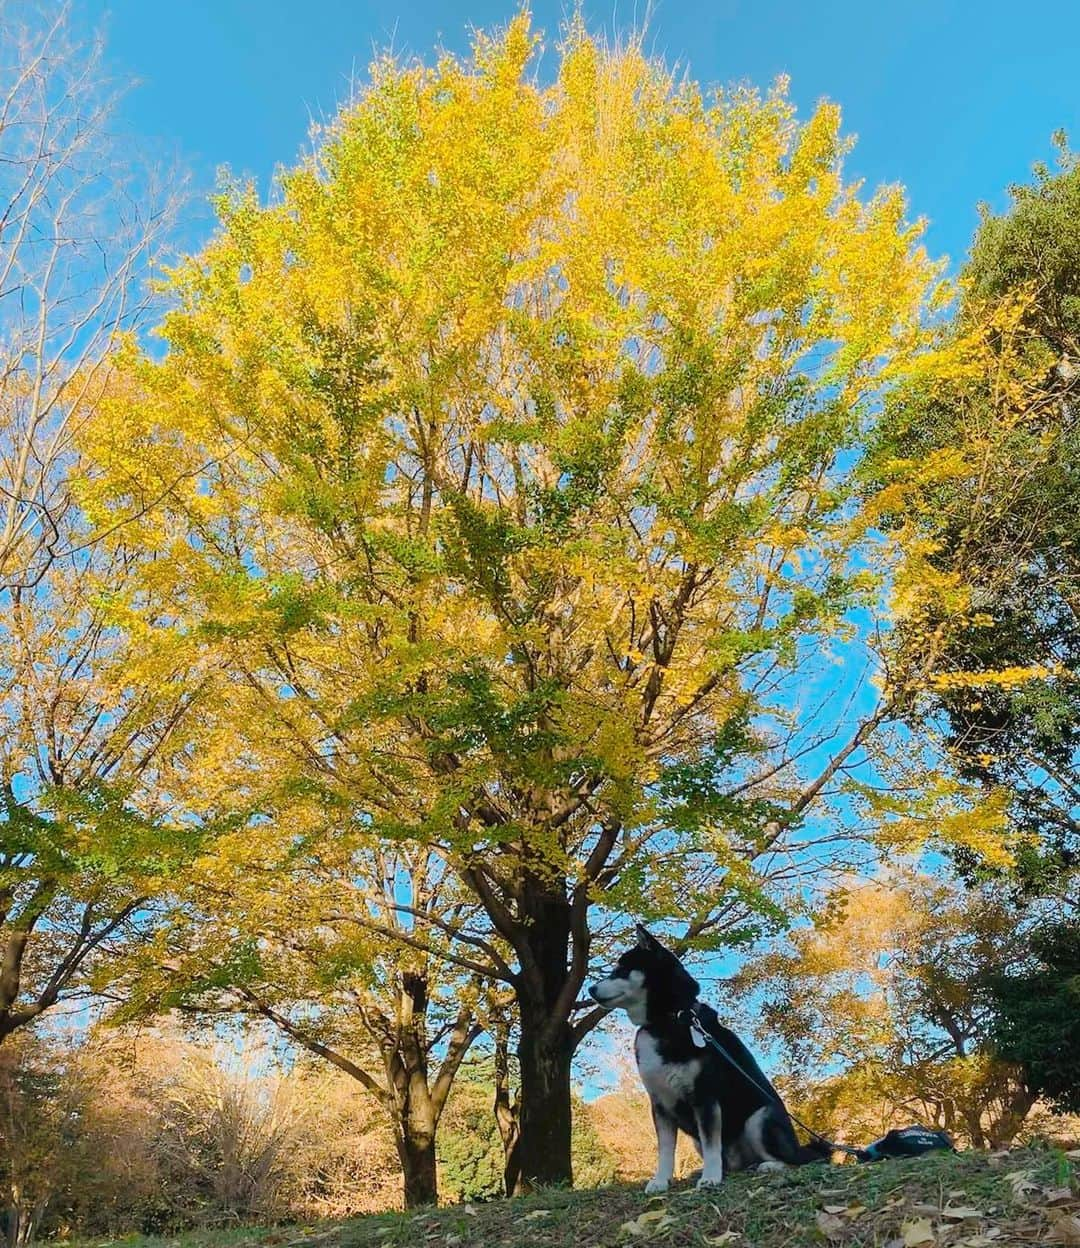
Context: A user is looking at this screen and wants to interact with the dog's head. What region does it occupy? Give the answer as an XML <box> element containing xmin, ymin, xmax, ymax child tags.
<box><xmin>588</xmin><ymin>925</ymin><xmax>700</xmax><ymax>1025</ymax></box>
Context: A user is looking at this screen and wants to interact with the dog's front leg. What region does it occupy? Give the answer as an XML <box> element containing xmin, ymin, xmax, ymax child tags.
<box><xmin>694</xmin><ymin>1104</ymin><xmax>724</xmax><ymax>1187</ymax></box>
<box><xmin>644</xmin><ymin>1103</ymin><xmax>677</xmax><ymax>1194</ymax></box>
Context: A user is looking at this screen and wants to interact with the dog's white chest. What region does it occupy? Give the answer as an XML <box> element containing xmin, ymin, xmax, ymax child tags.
<box><xmin>635</xmin><ymin>1030</ymin><xmax>701</xmax><ymax>1111</ymax></box>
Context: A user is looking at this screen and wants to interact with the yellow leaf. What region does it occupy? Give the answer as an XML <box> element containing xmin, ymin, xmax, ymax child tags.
<box><xmin>620</xmin><ymin>1209</ymin><xmax>676</xmax><ymax>1239</ymax></box>
<box><xmin>901</xmin><ymin>1218</ymin><xmax>936</xmax><ymax>1246</ymax></box>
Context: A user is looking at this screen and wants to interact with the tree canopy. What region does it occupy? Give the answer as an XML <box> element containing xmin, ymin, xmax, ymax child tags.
<box><xmin>868</xmin><ymin>144</ymin><xmax>1080</xmax><ymax>893</ymax></box>
<box><xmin>76</xmin><ymin>14</ymin><xmax>946</xmax><ymax>1185</ymax></box>
<box><xmin>7</xmin><ymin>1</ymin><xmax>1080</xmax><ymax>1224</ymax></box>
<box><xmin>734</xmin><ymin>872</ymin><xmax>1035</xmax><ymax>1149</ymax></box>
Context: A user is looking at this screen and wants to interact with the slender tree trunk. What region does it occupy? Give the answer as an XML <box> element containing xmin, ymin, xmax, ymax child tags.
<box><xmin>493</xmin><ymin>1018</ymin><xmax>522</xmax><ymax>1196</ymax></box>
<box><xmin>384</xmin><ymin>971</ymin><xmax>449</xmax><ymax>1209</ymax></box>
<box><xmin>3</xmin><ymin>1193</ymin><xmax>48</xmax><ymax>1248</ymax></box>
<box><xmin>239</xmin><ymin>968</ymin><xmax>481</xmax><ymax>1213</ymax></box>
<box><xmin>397</xmin><ymin>1069</ymin><xmax>439</xmax><ymax>1208</ymax></box>
<box><xmin>961</xmin><ymin>1107</ymin><xmax>988</xmax><ymax>1150</ymax></box>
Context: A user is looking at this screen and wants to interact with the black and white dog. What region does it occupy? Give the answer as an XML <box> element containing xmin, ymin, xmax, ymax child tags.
<box><xmin>589</xmin><ymin>926</ymin><xmax>829</xmax><ymax>1191</ymax></box>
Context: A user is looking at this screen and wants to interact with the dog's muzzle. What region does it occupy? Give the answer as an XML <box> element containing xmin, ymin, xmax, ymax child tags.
<box><xmin>588</xmin><ymin>982</ymin><xmax>620</xmax><ymax>1008</ymax></box>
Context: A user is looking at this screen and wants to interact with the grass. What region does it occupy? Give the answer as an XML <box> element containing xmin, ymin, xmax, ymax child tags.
<box><xmin>69</xmin><ymin>1145</ymin><xmax>1079</xmax><ymax>1248</ymax></box>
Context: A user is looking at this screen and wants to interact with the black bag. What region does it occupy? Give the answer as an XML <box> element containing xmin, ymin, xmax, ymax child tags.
<box><xmin>856</xmin><ymin>1126</ymin><xmax>954</xmax><ymax>1162</ymax></box>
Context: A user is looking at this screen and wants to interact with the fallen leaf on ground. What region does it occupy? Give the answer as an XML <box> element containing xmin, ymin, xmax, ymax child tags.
<box><xmin>1005</xmin><ymin>1169</ymin><xmax>1040</xmax><ymax>1197</ymax></box>
<box><xmin>620</xmin><ymin>1209</ymin><xmax>676</xmax><ymax>1239</ymax></box>
<box><xmin>823</xmin><ymin>1204</ymin><xmax>866</xmax><ymax>1219</ymax></box>
<box><xmin>1044</xmin><ymin>1187</ymin><xmax>1074</xmax><ymax>1204</ymax></box>
<box><xmin>523</xmin><ymin>1210</ymin><xmax>551</xmax><ymax>1221</ymax></box>
<box><xmin>901</xmin><ymin>1217</ymin><xmax>936</xmax><ymax>1246</ymax></box>
<box><xmin>704</xmin><ymin>1233</ymin><xmax>740</xmax><ymax>1246</ymax></box>
<box><xmin>816</xmin><ymin>1210</ymin><xmax>845</xmax><ymax>1239</ymax></box>
<box><xmin>942</xmin><ymin>1207</ymin><xmax>984</xmax><ymax>1220</ymax></box>
<box><xmin>1048</xmin><ymin>1210</ymin><xmax>1080</xmax><ymax>1243</ymax></box>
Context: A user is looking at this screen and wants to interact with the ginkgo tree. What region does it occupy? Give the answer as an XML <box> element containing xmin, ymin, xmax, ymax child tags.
<box><xmin>0</xmin><ymin>1</ymin><xmax>176</xmax><ymax>592</ymax></box>
<box><xmin>80</xmin><ymin>15</ymin><xmax>944</xmax><ymax>1187</ymax></box>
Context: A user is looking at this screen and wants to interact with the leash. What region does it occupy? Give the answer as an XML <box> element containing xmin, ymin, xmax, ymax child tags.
<box><xmin>677</xmin><ymin>1004</ymin><xmax>863</xmax><ymax>1159</ymax></box>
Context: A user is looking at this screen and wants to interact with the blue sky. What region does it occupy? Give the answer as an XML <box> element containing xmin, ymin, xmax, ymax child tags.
<box><xmin>100</xmin><ymin>0</ymin><xmax>1080</xmax><ymax>272</ymax></box>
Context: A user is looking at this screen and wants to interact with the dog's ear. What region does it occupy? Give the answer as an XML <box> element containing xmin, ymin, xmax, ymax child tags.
<box><xmin>635</xmin><ymin>923</ymin><xmax>658</xmax><ymax>950</ymax></box>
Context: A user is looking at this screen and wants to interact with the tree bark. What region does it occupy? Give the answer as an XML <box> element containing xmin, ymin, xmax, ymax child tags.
<box><xmin>396</xmin><ymin>1127</ymin><xmax>438</xmax><ymax>1208</ymax></box>
<box><xmin>238</xmin><ymin>971</ymin><xmax>481</xmax><ymax>1211</ymax></box>
<box><xmin>511</xmin><ymin>877</ymin><xmax>577</xmax><ymax>1189</ymax></box>
<box><xmin>493</xmin><ymin>1016</ymin><xmax>522</xmax><ymax>1196</ymax></box>
<box><xmin>384</xmin><ymin>972</ymin><xmax>442</xmax><ymax>1209</ymax></box>
<box><xmin>515</xmin><ymin>1011</ymin><xmax>574</xmax><ymax>1189</ymax></box>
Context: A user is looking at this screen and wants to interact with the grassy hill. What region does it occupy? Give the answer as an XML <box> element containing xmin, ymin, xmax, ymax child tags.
<box><xmin>74</xmin><ymin>1146</ymin><xmax>1078</xmax><ymax>1248</ymax></box>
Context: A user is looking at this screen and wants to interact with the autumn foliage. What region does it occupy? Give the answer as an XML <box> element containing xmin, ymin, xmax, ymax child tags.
<box><xmin>74</xmin><ymin>12</ymin><xmax>941</xmax><ymax>1194</ymax></box>
<box><xmin>2</xmin><ymin>3</ymin><xmax>1079</xmax><ymax>1234</ymax></box>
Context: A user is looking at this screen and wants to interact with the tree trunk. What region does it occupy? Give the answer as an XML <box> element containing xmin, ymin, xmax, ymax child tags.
<box><xmin>386</xmin><ymin>974</ymin><xmax>441</xmax><ymax>1210</ymax></box>
<box><xmin>3</xmin><ymin>1194</ymin><xmax>48</xmax><ymax>1248</ymax></box>
<box><xmin>493</xmin><ymin>1017</ymin><xmax>522</xmax><ymax>1196</ymax></box>
<box><xmin>397</xmin><ymin>1129</ymin><xmax>438</xmax><ymax>1209</ymax></box>
<box><xmin>515</xmin><ymin>1014</ymin><xmax>574</xmax><ymax>1190</ymax></box>
<box><xmin>512</xmin><ymin>876</ymin><xmax>576</xmax><ymax>1189</ymax></box>
<box><xmin>240</xmin><ymin>968</ymin><xmax>481</xmax><ymax>1213</ymax></box>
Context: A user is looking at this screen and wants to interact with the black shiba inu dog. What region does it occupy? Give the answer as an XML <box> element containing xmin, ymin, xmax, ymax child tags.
<box><xmin>589</xmin><ymin>926</ymin><xmax>830</xmax><ymax>1190</ymax></box>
